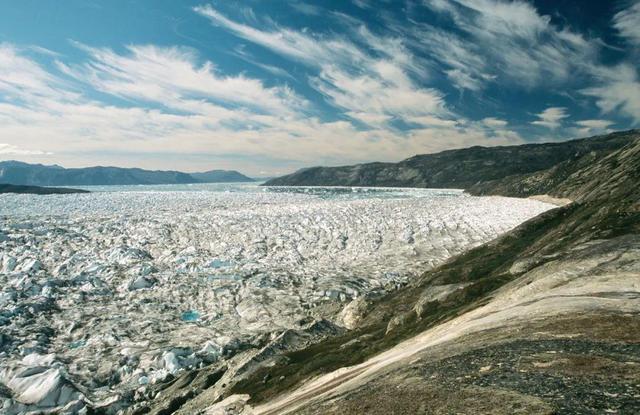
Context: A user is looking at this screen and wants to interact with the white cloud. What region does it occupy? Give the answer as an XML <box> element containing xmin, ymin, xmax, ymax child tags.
<box><xmin>289</xmin><ymin>2</ymin><xmax>323</xmax><ymax>16</ymax></box>
<box><xmin>63</xmin><ymin>43</ymin><xmax>305</xmax><ymax>117</ymax></box>
<box><xmin>422</xmin><ymin>0</ymin><xmax>597</xmax><ymax>89</ymax></box>
<box><xmin>414</xmin><ymin>28</ymin><xmax>489</xmax><ymax>91</ymax></box>
<box><xmin>570</xmin><ymin>119</ymin><xmax>614</xmax><ymax>136</ymax></box>
<box><xmin>581</xmin><ymin>64</ymin><xmax>640</xmax><ymax>124</ymax></box>
<box><xmin>194</xmin><ymin>4</ymin><xmax>362</xmax><ymax>66</ymax></box>
<box><xmin>575</xmin><ymin>119</ymin><xmax>614</xmax><ymax>129</ymax></box>
<box><xmin>407</xmin><ymin>115</ymin><xmax>459</xmax><ymax>128</ymax></box>
<box><xmin>1</xmin><ymin>1</ymin><xmax>633</xmax><ymax>175</ymax></box>
<box><xmin>311</xmin><ymin>67</ymin><xmax>447</xmax><ymax>122</ymax></box>
<box><xmin>482</xmin><ymin>117</ymin><xmax>508</xmax><ymax>127</ymax></box>
<box><xmin>233</xmin><ymin>45</ymin><xmax>295</xmax><ymax>81</ymax></box>
<box><xmin>424</xmin><ymin>0</ymin><xmax>550</xmax><ymax>45</ymax></box>
<box><xmin>415</xmin><ymin>0</ymin><xmax>640</xmax><ymax>131</ymax></box>
<box><xmin>613</xmin><ymin>2</ymin><xmax>640</xmax><ymax>46</ymax></box>
<box><xmin>531</xmin><ymin>107</ymin><xmax>569</xmax><ymax>129</ymax></box>
<box><xmin>346</xmin><ymin>111</ymin><xmax>393</xmax><ymax>126</ymax></box>
<box><xmin>352</xmin><ymin>0</ymin><xmax>372</xmax><ymax>9</ymax></box>
<box><xmin>194</xmin><ymin>5</ymin><xmax>446</xmax><ymax>127</ymax></box>
<box><xmin>0</xmin><ymin>143</ymin><xmax>51</xmax><ymax>156</ymax></box>
<box><xmin>0</xmin><ymin>42</ymin><xmax>523</xmax><ymax>175</ymax></box>
<box><xmin>0</xmin><ymin>43</ymin><xmax>78</xmax><ymax>103</ymax></box>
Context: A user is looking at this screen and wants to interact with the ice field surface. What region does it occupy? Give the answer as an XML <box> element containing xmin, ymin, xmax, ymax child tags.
<box><xmin>0</xmin><ymin>184</ymin><xmax>554</xmax><ymax>413</ymax></box>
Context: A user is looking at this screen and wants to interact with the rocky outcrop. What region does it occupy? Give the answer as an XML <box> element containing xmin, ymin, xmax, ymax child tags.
<box><xmin>338</xmin><ymin>297</ymin><xmax>369</xmax><ymax>330</ymax></box>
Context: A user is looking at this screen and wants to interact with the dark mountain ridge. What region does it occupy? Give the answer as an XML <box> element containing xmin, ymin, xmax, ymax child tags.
<box><xmin>264</xmin><ymin>130</ymin><xmax>636</xmax><ymax>188</ymax></box>
<box><xmin>0</xmin><ymin>160</ymin><xmax>254</xmax><ymax>186</ymax></box>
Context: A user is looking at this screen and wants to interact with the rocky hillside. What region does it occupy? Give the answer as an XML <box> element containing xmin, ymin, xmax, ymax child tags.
<box><xmin>468</xmin><ymin>129</ymin><xmax>639</xmax><ymax>200</ymax></box>
<box><xmin>264</xmin><ymin>130</ymin><xmax>635</xmax><ymax>188</ymax></box>
<box><xmin>140</xmin><ymin>130</ymin><xmax>640</xmax><ymax>414</ymax></box>
<box><xmin>0</xmin><ymin>161</ymin><xmax>254</xmax><ymax>186</ymax></box>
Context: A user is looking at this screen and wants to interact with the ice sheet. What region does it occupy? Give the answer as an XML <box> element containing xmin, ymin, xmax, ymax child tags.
<box><xmin>0</xmin><ymin>184</ymin><xmax>553</xmax><ymax>412</ymax></box>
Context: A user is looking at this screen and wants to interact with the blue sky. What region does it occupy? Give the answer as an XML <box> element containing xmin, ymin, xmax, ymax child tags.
<box><xmin>0</xmin><ymin>0</ymin><xmax>638</xmax><ymax>175</ymax></box>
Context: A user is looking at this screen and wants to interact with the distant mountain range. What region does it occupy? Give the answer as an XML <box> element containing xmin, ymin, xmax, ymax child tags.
<box><xmin>264</xmin><ymin>130</ymin><xmax>636</xmax><ymax>188</ymax></box>
<box><xmin>0</xmin><ymin>161</ymin><xmax>254</xmax><ymax>186</ymax></box>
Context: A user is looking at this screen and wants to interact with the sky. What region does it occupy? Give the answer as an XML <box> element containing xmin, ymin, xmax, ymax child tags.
<box><xmin>0</xmin><ymin>0</ymin><xmax>638</xmax><ymax>176</ymax></box>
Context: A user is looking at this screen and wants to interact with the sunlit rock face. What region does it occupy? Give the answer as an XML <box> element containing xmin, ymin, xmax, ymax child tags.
<box><xmin>0</xmin><ymin>184</ymin><xmax>553</xmax><ymax>412</ymax></box>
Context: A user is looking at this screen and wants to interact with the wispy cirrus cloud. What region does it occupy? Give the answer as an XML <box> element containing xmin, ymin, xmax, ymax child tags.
<box><xmin>613</xmin><ymin>1</ymin><xmax>640</xmax><ymax>46</ymax></box>
<box><xmin>0</xmin><ymin>43</ymin><xmax>78</xmax><ymax>103</ymax></box>
<box><xmin>2</xmin><ymin>1</ymin><xmax>635</xmax><ymax>175</ymax></box>
<box><xmin>482</xmin><ymin>117</ymin><xmax>508</xmax><ymax>128</ymax></box>
<box><xmin>61</xmin><ymin>42</ymin><xmax>305</xmax><ymax>117</ymax></box>
<box><xmin>194</xmin><ymin>4</ymin><xmax>449</xmax><ymax>128</ymax></box>
<box><xmin>418</xmin><ymin>0</ymin><xmax>640</xmax><ymax>126</ymax></box>
<box><xmin>570</xmin><ymin>1</ymin><xmax>640</xmax><ymax>125</ymax></box>
<box><xmin>397</xmin><ymin>27</ymin><xmax>490</xmax><ymax>91</ymax></box>
<box><xmin>194</xmin><ymin>4</ymin><xmax>360</xmax><ymax>66</ymax></box>
<box><xmin>422</xmin><ymin>0</ymin><xmax>598</xmax><ymax>89</ymax></box>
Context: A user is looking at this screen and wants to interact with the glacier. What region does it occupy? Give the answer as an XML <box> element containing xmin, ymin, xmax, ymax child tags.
<box><xmin>0</xmin><ymin>184</ymin><xmax>553</xmax><ymax>413</ymax></box>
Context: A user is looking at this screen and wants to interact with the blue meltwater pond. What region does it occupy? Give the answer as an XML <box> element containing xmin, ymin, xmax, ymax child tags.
<box><xmin>181</xmin><ymin>310</ymin><xmax>200</xmax><ymax>322</ymax></box>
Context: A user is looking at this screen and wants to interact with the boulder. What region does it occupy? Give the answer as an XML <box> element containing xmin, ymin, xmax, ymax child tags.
<box><xmin>338</xmin><ymin>297</ymin><xmax>369</xmax><ymax>329</ymax></box>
